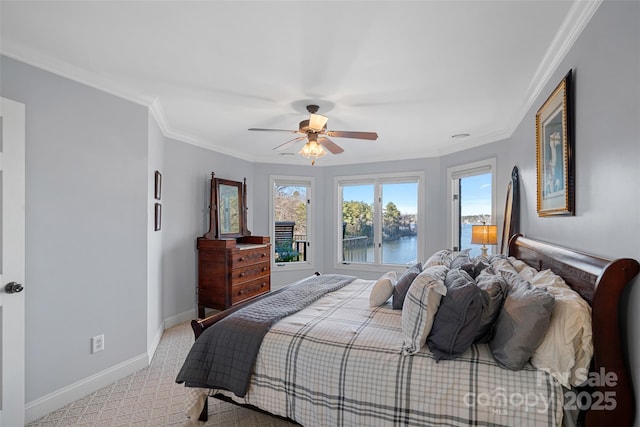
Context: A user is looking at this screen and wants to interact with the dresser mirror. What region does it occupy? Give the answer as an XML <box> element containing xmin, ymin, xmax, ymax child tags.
<box><xmin>204</xmin><ymin>173</ymin><xmax>249</xmax><ymax>239</ymax></box>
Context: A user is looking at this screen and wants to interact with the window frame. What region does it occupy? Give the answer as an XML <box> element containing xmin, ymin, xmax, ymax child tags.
<box><xmin>269</xmin><ymin>175</ymin><xmax>315</xmax><ymax>271</ymax></box>
<box><xmin>446</xmin><ymin>158</ymin><xmax>497</xmax><ymax>252</ymax></box>
<box><xmin>334</xmin><ymin>171</ymin><xmax>425</xmax><ymax>272</ymax></box>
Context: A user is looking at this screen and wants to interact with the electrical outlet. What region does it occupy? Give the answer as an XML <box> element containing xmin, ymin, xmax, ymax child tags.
<box><xmin>92</xmin><ymin>334</ymin><xmax>104</xmax><ymax>353</ymax></box>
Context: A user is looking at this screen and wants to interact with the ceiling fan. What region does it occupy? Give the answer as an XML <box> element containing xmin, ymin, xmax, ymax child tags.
<box><xmin>249</xmin><ymin>104</ymin><xmax>378</xmax><ymax>165</ymax></box>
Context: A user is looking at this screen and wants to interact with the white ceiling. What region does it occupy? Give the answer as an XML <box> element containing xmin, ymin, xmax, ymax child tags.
<box><xmin>1</xmin><ymin>1</ymin><xmax>600</xmax><ymax>166</ymax></box>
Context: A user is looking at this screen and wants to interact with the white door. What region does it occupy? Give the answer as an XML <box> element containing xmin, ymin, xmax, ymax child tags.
<box><xmin>0</xmin><ymin>97</ymin><xmax>26</xmax><ymax>426</ymax></box>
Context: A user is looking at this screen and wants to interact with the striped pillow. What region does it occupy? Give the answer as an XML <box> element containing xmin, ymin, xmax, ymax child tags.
<box><xmin>423</xmin><ymin>249</ymin><xmax>453</xmax><ymax>268</ymax></box>
<box><xmin>401</xmin><ymin>265</ymin><xmax>448</xmax><ymax>355</ymax></box>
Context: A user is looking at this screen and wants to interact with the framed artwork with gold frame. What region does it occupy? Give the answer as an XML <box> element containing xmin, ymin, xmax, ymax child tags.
<box><xmin>536</xmin><ymin>70</ymin><xmax>574</xmax><ymax>216</ymax></box>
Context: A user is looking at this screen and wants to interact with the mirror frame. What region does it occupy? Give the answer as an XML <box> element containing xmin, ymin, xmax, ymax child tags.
<box><xmin>204</xmin><ymin>173</ymin><xmax>250</xmax><ymax>239</ymax></box>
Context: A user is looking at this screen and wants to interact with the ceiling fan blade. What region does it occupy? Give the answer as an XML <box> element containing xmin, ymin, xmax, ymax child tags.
<box><xmin>249</xmin><ymin>128</ymin><xmax>300</xmax><ymax>133</ymax></box>
<box><xmin>272</xmin><ymin>136</ymin><xmax>306</xmax><ymax>151</ymax></box>
<box><xmin>318</xmin><ymin>137</ymin><xmax>344</xmax><ymax>155</ymax></box>
<box><xmin>326</xmin><ymin>130</ymin><xmax>378</xmax><ymax>140</ymax></box>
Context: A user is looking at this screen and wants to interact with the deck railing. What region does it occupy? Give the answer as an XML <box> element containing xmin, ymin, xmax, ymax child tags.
<box><xmin>342</xmin><ymin>236</ymin><xmax>369</xmax><ymax>262</ymax></box>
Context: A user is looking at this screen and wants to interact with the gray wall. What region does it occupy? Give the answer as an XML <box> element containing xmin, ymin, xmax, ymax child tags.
<box><xmin>1</xmin><ymin>57</ymin><xmax>149</xmax><ymax>402</ymax></box>
<box><xmin>508</xmin><ymin>0</ymin><xmax>640</xmax><ymax>415</ymax></box>
<box><xmin>161</xmin><ymin>140</ymin><xmax>254</xmax><ymax>319</ymax></box>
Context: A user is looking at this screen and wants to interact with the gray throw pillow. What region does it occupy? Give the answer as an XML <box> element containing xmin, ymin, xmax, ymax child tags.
<box><xmin>449</xmin><ymin>248</ymin><xmax>472</xmax><ymax>270</ymax></box>
<box><xmin>473</xmin><ymin>267</ymin><xmax>507</xmax><ymax>343</ymax></box>
<box><xmin>460</xmin><ymin>257</ymin><xmax>491</xmax><ymax>279</ymax></box>
<box><xmin>392</xmin><ymin>263</ymin><xmax>422</xmax><ymax>309</ymax></box>
<box><xmin>427</xmin><ymin>268</ymin><xmax>483</xmax><ymax>361</ymax></box>
<box><xmin>489</xmin><ymin>273</ymin><xmax>556</xmax><ymax>370</ymax></box>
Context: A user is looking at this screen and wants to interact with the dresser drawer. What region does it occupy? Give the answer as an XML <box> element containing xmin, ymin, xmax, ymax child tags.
<box><xmin>231</xmin><ymin>262</ymin><xmax>270</xmax><ymax>283</ymax></box>
<box><xmin>232</xmin><ymin>247</ymin><xmax>270</xmax><ymax>267</ymax></box>
<box><xmin>197</xmin><ymin>238</ymin><xmax>271</xmax><ymax>316</ymax></box>
<box><xmin>231</xmin><ymin>277</ymin><xmax>270</xmax><ymax>305</ymax></box>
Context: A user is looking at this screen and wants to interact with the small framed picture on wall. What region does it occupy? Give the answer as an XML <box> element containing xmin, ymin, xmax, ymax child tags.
<box><xmin>154</xmin><ymin>203</ymin><xmax>162</xmax><ymax>231</ymax></box>
<box><xmin>154</xmin><ymin>170</ymin><xmax>162</xmax><ymax>200</ymax></box>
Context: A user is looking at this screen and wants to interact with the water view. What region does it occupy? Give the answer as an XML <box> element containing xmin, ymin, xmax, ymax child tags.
<box><xmin>360</xmin><ymin>224</ymin><xmax>490</xmax><ymax>265</ymax></box>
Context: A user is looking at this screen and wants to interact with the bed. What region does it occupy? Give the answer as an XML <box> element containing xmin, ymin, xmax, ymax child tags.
<box><xmin>177</xmin><ymin>235</ymin><xmax>639</xmax><ymax>426</ymax></box>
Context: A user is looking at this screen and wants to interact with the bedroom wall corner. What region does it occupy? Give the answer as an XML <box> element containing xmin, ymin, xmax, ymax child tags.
<box><xmin>161</xmin><ymin>139</ymin><xmax>255</xmax><ymax>321</ymax></box>
<box><xmin>147</xmin><ymin>112</ymin><xmax>165</xmax><ymax>362</ymax></box>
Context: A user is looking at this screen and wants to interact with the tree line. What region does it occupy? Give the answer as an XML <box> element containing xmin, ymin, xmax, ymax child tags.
<box><xmin>274</xmin><ymin>185</ymin><xmax>417</xmax><ymax>243</ymax></box>
<box><xmin>342</xmin><ymin>200</ymin><xmax>416</xmax><ymax>242</ymax></box>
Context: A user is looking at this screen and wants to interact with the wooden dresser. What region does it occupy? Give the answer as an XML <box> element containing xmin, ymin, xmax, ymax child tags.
<box><xmin>196</xmin><ymin>235</ymin><xmax>271</xmax><ymax>318</ymax></box>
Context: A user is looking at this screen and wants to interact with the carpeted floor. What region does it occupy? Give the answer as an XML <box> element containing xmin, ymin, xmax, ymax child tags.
<box><xmin>26</xmin><ymin>322</ymin><xmax>297</xmax><ymax>427</ymax></box>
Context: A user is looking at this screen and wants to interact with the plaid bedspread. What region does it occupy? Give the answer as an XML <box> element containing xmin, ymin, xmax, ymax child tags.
<box><xmin>176</xmin><ymin>274</ymin><xmax>356</xmax><ymax>396</ymax></box>
<box><xmin>185</xmin><ymin>278</ymin><xmax>564</xmax><ymax>426</ymax></box>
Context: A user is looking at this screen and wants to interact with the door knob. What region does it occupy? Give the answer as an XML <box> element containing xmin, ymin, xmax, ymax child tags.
<box><xmin>4</xmin><ymin>282</ymin><xmax>23</xmax><ymax>294</ymax></box>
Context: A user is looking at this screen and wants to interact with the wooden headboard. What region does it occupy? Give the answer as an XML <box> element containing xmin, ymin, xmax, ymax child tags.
<box><xmin>509</xmin><ymin>234</ymin><xmax>640</xmax><ymax>426</ymax></box>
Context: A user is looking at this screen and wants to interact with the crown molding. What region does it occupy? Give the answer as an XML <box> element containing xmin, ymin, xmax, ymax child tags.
<box><xmin>1</xmin><ymin>43</ymin><xmax>258</xmax><ymax>162</ymax></box>
<box><xmin>1</xmin><ymin>40</ymin><xmax>154</xmax><ymax>108</ymax></box>
<box><xmin>506</xmin><ymin>0</ymin><xmax>602</xmax><ymax>136</ymax></box>
<box><xmin>147</xmin><ymin>103</ymin><xmax>258</xmax><ymax>161</ymax></box>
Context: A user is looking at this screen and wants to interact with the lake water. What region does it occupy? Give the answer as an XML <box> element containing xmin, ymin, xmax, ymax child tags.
<box><xmin>366</xmin><ymin>224</ymin><xmax>488</xmax><ymax>264</ymax></box>
<box><xmin>460</xmin><ymin>224</ymin><xmax>484</xmax><ymax>258</ymax></box>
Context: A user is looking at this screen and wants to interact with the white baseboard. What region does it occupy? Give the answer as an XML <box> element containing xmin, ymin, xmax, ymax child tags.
<box><xmin>25</xmin><ymin>353</ymin><xmax>148</xmax><ymax>424</ymax></box>
<box><xmin>164</xmin><ymin>308</ymin><xmax>197</xmax><ymax>330</ymax></box>
<box><xmin>147</xmin><ymin>323</ymin><xmax>164</xmax><ymax>364</ymax></box>
<box><xmin>25</xmin><ymin>310</ymin><xmax>197</xmax><ymax>424</ymax></box>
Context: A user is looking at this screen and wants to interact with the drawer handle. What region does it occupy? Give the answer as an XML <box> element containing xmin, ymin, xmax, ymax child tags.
<box><xmin>238</xmin><ymin>282</ymin><xmax>266</xmax><ymax>295</ymax></box>
<box><xmin>262</xmin><ymin>267</ymin><xmax>267</xmax><ymax>272</ymax></box>
<box><xmin>239</xmin><ymin>272</ymin><xmax>246</xmax><ymax>277</ymax></box>
<box><xmin>239</xmin><ymin>257</ymin><xmax>246</xmax><ymax>262</ymax></box>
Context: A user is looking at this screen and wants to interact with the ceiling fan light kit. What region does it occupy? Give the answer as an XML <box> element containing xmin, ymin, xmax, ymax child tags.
<box><xmin>299</xmin><ymin>134</ymin><xmax>326</xmax><ymax>166</ymax></box>
<box><xmin>249</xmin><ymin>104</ymin><xmax>378</xmax><ymax>165</ymax></box>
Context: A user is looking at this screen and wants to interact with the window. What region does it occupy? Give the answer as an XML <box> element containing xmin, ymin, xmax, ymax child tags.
<box><xmin>270</xmin><ymin>176</ymin><xmax>313</xmax><ymax>269</ymax></box>
<box><xmin>447</xmin><ymin>159</ymin><xmax>496</xmax><ymax>257</ymax></box>
<box><xmin>337</xmin><ymin>172</ymin><xmax>423</xmax><ymax>268</ymax></box>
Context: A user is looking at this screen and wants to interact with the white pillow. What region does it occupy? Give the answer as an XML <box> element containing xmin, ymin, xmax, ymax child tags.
<box><xmin>529</xmin><ymin>269</ymin><xmax>593</xmax><ymax>388</ymax></box>
<box><xmin>369</xmin><ymin>271</ymin><xmax>397</xmax><ymax>307</ymax></box>
<box><xmin>490</xmin><ymin>257</ymin><xmax>518</xmax><ymax>276</ymax></box>
<box><xmin>508</xmin><ymin>257</ymin><xmax>538</xmax><ymax>281</ymax></box>
<box><xmin>401</xmin><ymin>265</ymin><xmax>448</xmax><ymax>355</ymax></box>
<box><xmin>508</xmin><ymin>256</ymin><xmax>528</xmax><ymax>272</ymax></box>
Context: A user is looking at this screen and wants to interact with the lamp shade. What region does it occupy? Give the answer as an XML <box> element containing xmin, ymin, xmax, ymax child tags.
<box><xmin>470</xmin><ymin>224</ymin><xmax>498</xmax><ymax>246</ymax></box>
<box><xmin>308</xmin><ymin>113</ymin><xmax>328</xmax><ymax>132</ymax></box>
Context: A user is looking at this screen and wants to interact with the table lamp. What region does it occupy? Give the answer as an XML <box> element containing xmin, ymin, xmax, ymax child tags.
<box><xmin>471</xmin><ymin>222</ymin><xmax>498</xmax><ymax>257</ymax></box>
